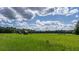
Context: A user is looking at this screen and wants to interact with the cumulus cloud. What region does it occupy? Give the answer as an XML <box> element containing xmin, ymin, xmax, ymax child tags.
<box><xmin>71</xmin><ymin>19</ymin><xmax>78</xmax><ymax>29</ymax></box>
<box><xmin>0</xmin><ymin>14</ymin><xmax>8</xmax><ymax>20</ymax></box>
<box><xmin>72</xmin><ymin>20</ymin><xmax>78</xmax><ymax>24</ymax></box>
<box><xmin>26</xmin><ymin>7</ymin><xmax>47</xmax><ymax>11</ymax></box>
<box><xmin>13</xmin><ymin>21</ymin><xmax>29</xmax><ymax>29</ymax></box>
<box><xmin>32</xmin><ymin>20</ymin><xmax>64</xmax><ymax>31</ymax></box>
<box><xmin>12</xmin><ymin>7</ymin><xmax>35</xmax><ymax>20</ymax></box>
<box><xmin>0</xmin><ymin>7</ymin><xmax>78</xmax><ymax>20</ymax></box>
<box><xmin>0</xmin><ymin>7</ymin><xmax>78</xmax><ymax>30</ymax></box>
<box><xmin>52</xmin><ymin>7</ymin><xmax>69</xmax><ymax>15</ymax></box>
<box><xmin>52</xmin><ymin>7</ymin><xmax>78</xmax><ymax>16</ymax></box>
<box><xmin>31</xmin><ymin>20</ymin><xmax>78</xmax><ymax>31</ymax></box>
<box><xmin>0</xmin><ymin>7</ymin><xmax>36</xmax><ymax>21</ymax></box>
<box><xmin>0</xmin><ymin>8</ymin><xmax>16</xmax><ymax>19</ymax></box>
<box><xmin>35</xmin><ymin>7</ymin><xmax>54</xmax><ymax>16</ymax></box>
<box><xmin>35</xmin><ymin>7</ymin><xmax>79</xmax><ymax>16</ymax></box>
<box><xmin>0</xmin><ymin>7</ymin><xmax>36</xmax><ymax>28</ymax></box>
<box><xmin>66</xmin><ymin>9</ymin><xmax>79</xmax><ymax>16</ymax></box>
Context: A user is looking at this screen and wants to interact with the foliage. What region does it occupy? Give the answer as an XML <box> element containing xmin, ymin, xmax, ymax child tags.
<box><xmin>0</xmin><ymin>26</ymin><xmax>73</xmax><ymax>34</ymax></box>
<box><xmin>75</xmin><ymin>21</ymin><xmax>79</xmax><ymax>35</ymax></box>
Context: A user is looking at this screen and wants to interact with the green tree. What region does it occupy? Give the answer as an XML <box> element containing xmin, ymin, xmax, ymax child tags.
<box><xmin>75</xmin><ymin>21</ymin><xmax>79</xmax><ymax>35</ymax></box>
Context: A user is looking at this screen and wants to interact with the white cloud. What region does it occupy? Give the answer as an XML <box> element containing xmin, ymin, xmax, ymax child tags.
<box><xmin>0</xmin><ymin>14</ymin><xmax>8</xmax><ymax>20</ymax></box>
<box><xmin>8</xmin><ymin>7</ymin><xmax>22</xmax><ymax>18</ymax></box>
<box><xmin>52</xmin><ymin>7</ymin><xmax>79</xmax><ymax>16</ymax></box>
<box><xmin>70</xmin><ymin>9</ymin><xmax>78</xmax><ymax>14</ymax></box>
<box><xmin>31</xmin><ymin>19</ymin><xmax>78</xmax><ymax>31</ymax></box>
<box><xmin>36</xmin><ymin>7</ymin><xmax>54</xmax><ymax>16</ymax></box>
<box><xmin>62</xmin><ymin>24</ymin><xmax>73</xmax><ymax>30</ymax></box>
<box><xmin>36</xmin><ymin>20</ymin><xmax>45</xmax><ymax>26</ymax></box>
<box><xmin>75</xmin><ymin>15</ymin><xmax>79</xmax><ymax>18</ymax></box>
<box><xmin>72</xmin><ymin>20</ymin><xmax>77</xmax><ymax>23</ymax></box>
<box><xmin>0</xmin><ymin>7</ymin><xmax>78</xmax><ymax>20</ymax></box>
<box><xmin>70</xmin><ymin>19</ymin><xmax>78</xmax><ymax>29</ymax></box>
<box><xmin>24</xmin><ymin>9</ymin><xmax>36</xmax><ymax>20</ymax></box>
<box><xmin>31</xmin><ymin>7</ymin><xmax>79</xmax><ymax>17</ymax></box>
<box><xmin>0</xmin><ymin>7</ymin><xmax>78</xmax><ymax>30</ymax></box>
<box><xmin>66</xmin><ymin>9</ymin><xmax>79</xmax><ymax>16</ymax></box>
<box><xmin>33</xmin><ymin>20</ymin><xmax>64</xmax><ymax>31</ymax></box>
<box><xmin>52</xmin><ymin>7</ymin><xmax>69</xmax><ymax>15</ymax></box>
<box><xmin>13</xmin><ymin>21</ymin><xmax>29</xmax><ymax>29</ymax></box>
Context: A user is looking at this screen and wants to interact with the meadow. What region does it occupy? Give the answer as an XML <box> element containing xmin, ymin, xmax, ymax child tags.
<box><xmin>0</xmin><ymin>33</ymin><xmax>79</xmax><ymax>51</ymax></box>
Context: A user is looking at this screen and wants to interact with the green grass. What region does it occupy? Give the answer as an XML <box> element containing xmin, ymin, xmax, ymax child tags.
<box><xmin>0</xmin><ymin>33</ymin><xmax>79</xmax><ymax>51</ymax></box>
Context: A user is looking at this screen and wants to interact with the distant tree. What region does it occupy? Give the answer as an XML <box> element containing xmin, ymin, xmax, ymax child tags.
<box><xmin>21</xmin><ymin>29</ymin><xmax>28</xmax><ymax>34</ymax></box>
<box><xmin>0</xmin><ymin>26</ymin><xmax>16</xmax><ymax>33</ymax></box>
<box><xmin>75</xmin><ymin>21</ymin><xmax>79</xmax><ymax>35</ymax></box>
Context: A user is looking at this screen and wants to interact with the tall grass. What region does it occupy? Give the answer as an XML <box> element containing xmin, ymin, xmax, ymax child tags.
<box><xmin>0</xmin><ymin>33</ymin><xmax>79</xmax><ymax>51</ymax></box>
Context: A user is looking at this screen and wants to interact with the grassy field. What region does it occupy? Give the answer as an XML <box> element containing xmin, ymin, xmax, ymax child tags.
<box><xmin>0</xmin><ymin>33</ymin><xmax>79</xmax><ymax>51</ymax></box>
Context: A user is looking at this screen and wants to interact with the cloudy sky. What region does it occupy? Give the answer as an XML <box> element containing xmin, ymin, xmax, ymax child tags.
<box><xmin>0</xmin><ymin>7</ymin><xmax>79</xmax><ymax>31</ymax></box>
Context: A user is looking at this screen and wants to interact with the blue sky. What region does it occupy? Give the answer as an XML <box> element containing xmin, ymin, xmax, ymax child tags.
<box><xmin>0</xmin><ymin>7</ymin><xmax>79</xmax><ymax>31</ymax></box>
<box><xmin>27</xmin><ymin>7</ymin><xmax>79</xmax><ymax>24</ymax></box>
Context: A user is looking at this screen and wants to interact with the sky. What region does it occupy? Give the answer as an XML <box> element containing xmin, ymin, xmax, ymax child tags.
<box><xmin>0</xmin><ymin>7</ymin><xmax>79</xmax><ymax>31</ymax></box>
